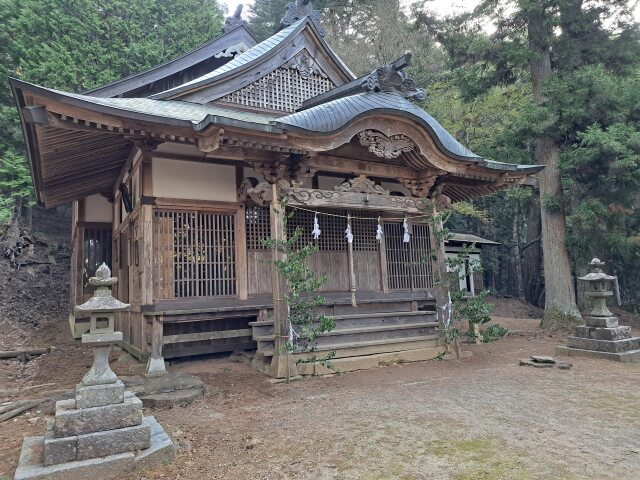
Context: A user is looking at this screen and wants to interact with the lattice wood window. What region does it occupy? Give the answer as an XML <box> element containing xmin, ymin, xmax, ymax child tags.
<box><xmin>219</xmin><ymin>67</ymin><xmax>335</xmax><ymax>113</ymax></box>
<box><xmin>154</xmin><ymin>210</ymin><xmax>236</xmax><ymax>298</ymax></box>
<box><xmin>83</xmin><ymin>228</ymin><xmax>112</xmax><ymax>289</ymax></box>
<box><xmin>246</xmin><ymin>206</ymin><xmax>379</xmax><ymax>252</ymax></box>
<box><xmin>246</xmin><ymin>206</ymin><xmax>270</xmax><ymax>250</ymax></box>
<box><xmin>384</xmin><ymin>222</ymin><xmax>433</xmax><ymax>290</ymax></box>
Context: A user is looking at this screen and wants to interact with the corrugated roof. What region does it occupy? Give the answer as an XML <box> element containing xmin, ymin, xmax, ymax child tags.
<box><xmin>447</xmin><ymin>233</ymin><xmax>501</xmax><ymax>246</ymax></box>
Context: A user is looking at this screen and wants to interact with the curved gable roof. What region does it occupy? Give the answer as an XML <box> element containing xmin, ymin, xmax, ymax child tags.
<box><xmin>276</xmin><ymin>92</ymin><xmax>542</xmax><ymax>173</ymax></box>
<box><xmin>86</xmin><ymin>23</ymin><xmax>258</xmax><ymax>98</ymax></box>
<box><xmin>151</xmin><ymin>17</ymin><xmax>355</xmax><ymax>101</ymax></box>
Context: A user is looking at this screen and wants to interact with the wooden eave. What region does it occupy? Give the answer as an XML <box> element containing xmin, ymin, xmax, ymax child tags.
<box><xmin>85</xmin><ymin>24</ymin><xmax>258</xmax><ymax>98</ymax></box>
<box><xmin>150</xmin><ymin>18</ymin><xmax>355</xmax><ymax>103</ymax></box>
<box><xmin>11</xmin><ymin>77</ymin><xmax>541</xmax><ymax>208</ymax></box>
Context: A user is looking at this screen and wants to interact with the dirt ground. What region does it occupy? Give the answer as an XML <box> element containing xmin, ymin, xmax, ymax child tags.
<box><xmin>1</xmin><ymin>309</ymin><xmax>640</xmax><ymax>480</ymax></box>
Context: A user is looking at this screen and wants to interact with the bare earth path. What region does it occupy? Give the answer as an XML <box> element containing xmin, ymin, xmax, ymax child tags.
<box><xmin>2</xmin><ymin>318</ymin><xmax>639</xmax><ymax>479</ymax></box>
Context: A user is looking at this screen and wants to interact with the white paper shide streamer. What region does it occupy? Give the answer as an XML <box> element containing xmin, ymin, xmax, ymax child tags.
<box><xmin>376</xmin><ymin>217</ymin><xmax>383</xmax><ymax>242</ymax></box>
<box><xmin>403</xmin><ymin>217</ymin><xmax>410</xmax><ymax>243</ymax></box>
<box><xmin>345</xmin><ymin>217</ymin><xmax>353</xmax><ymax>244</ymax></box>
<box><xmin>312</xmin><ymin>213</ymin><xmax>321</xmax><ymax>240</ymax></box>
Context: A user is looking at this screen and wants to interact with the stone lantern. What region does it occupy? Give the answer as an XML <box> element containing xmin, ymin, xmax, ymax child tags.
<box><xmin>557</xmin><ymin>258</ymin><xmax>640</xmax><ymax>362</ymax></box>
<box><xmin>75</xmin><ymin>263</ymin><xmax>130</xmax><ymax>392</ymax></box>
<box><xmin>15</xmin><ymin>264</ymin><xmax>174</xmax><ymax>480</ymax></box>
<box><xmin>579</xmin><ymin>258</ymin><xmax>616</xmax><ymax>320</ymax></box>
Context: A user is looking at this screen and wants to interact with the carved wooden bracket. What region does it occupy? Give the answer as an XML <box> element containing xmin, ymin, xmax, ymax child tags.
<box><xmin>133</xmin><ymin>137</ymin><xmax>163</xmax><ymax>152</ymax></box>
<box><xmin>398</xmin><ymin>175</ymin><xmax>438</xmax><ymax>197</ymax></box>
<box><xmin>246</xmin><ymin>182</ymin><xmax>274</xmax><ymax>206</ymax></box>
<box><xmin>250</xmin><ymin>156</ymin><xmax>290</xmax><ymax>183</ymax></box>
<box><xmin>290</xmin><ymin>155</ymin><xmax>317</xmax><ymax>187</ymax></box>
<box><xmin>334</xmin><ymin>175</ymin><xmax>389</xmax><ymax>195</ymax></box>
<box><xmin>358</xmin><ymin>130</ymin><xmax>415</xmax><ymax>159</ymax></box>
<box><xmin>431</xmin><ymin>184</ymin><xmax>452</xmax><ymax>211</ymax></box>
<box><xmin>196</xmin><ymin>128</ymin><xmax>224</xmax><ymax>153</ymax></box>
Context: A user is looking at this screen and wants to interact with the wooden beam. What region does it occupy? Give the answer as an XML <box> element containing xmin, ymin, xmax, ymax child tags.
<box><xmin>162</xmin><ymin>328</ymin><xmax>252</xmax><ymax>344</ymax></box>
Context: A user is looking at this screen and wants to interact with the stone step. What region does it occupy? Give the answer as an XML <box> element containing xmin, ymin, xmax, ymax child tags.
<box><xmin>566</xmin><ymin>336</ymin><xmax>640</xmax><ymax>353</ymax></box>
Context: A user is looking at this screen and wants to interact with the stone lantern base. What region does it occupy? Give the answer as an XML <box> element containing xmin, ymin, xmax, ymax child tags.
<box><xmin>556</xmin><ymin>314</ymin><xmax>640</xmax><ymax>363</ymax></box>
<box><xmin>14</xmin><ymin>390</ymin><xmax>174</xmax><ymax>480</ymax></box>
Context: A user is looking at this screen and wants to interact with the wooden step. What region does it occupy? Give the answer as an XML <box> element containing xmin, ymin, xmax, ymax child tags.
<box><xmin>261</xmin><ymin>334</ymin><xmax>442</xmax><ymax>359</ymax></box>
<box><xmin>257</xmin><ymin>322</ymin><xmax>438</xmax><ymax>342</ymax></box>
<box><xmin>329</xmin><ymin>311</ymin><xmax>437</xmax><ymax>328</ymax></box>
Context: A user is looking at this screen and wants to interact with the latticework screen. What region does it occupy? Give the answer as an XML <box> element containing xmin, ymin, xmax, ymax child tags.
<box><xmin>154</xmin><ymin>210</ymin><xmax>236</xmax><ymax>298</ymax></box>
<box><xmin>384</xmin><ymin>222</ymin><xmax>433</xmax><ymax>290</ymax></box>
<box><xmin>219</xmin><ymin>67</ymin><xmax>335</xmax><ymax>113</ymax></box>
<box><xmin>246</xmin><ymin>206</ymin><xmax>379</xmax><ymax>252</ymax></box>
<box><xmin>83</xmin><ymin>228</ymin><xmax>112</xmax><ymax>289</ymax></box>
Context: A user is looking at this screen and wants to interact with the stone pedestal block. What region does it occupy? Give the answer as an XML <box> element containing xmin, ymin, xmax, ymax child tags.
<box><xmin>43</xmin><ymin>430</ymin><xmax>77</xmax><ymax>467</ymax></box>
<box><xmin>54</xmin><ymin>394</ymin><xmax>142</xmax><ymax>438</ymax></box>
<box><xmin>556</xmin><ymin>345</ymin><xmax>640</xmax><ymax>363</ymax></box>
<box><xmin>76</xmin><ymin>419</ymin><xmax>150</xmax><ymax>461</ymax></box>
<box><xmin>566</xmin><ymin>336</ymin><xmax>640</xmax><ymax>353</ymax></box>
<box><xmin>75</xmin><ymin>380</ymin><xmax>125</xmax><ymax>409</ymax></box>
<box><xmin>584</xmin><ymin>316</ymin><xmax>618</xmax><ymax>328</ymax></box>
<box><xmin>573</xmin><ymin>325</ymin><xmax>631</xmax><ymax>341</ymax></box>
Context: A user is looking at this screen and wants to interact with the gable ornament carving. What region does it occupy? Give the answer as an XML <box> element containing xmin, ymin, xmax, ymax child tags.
<box><xmin>280</xmin><ymin>0</ymin><xmax>326</xmax><ymax>37</ymax></box>
<box><xmin>223</xmin><ymin>4</ymin><xmax>244</xmax><ymax>33</ymax></box>
<box><xmin>286</xmin><ymin>51</ymin><xmax>327</xmax><ymax>80</ymax></box>
<box><xmin>334</xmin><ymin>175</ymin><xmax>389</xmax><ymax>195</ymax></box>
<box><xmin>358</xmin><ymin>130</ymin><xmax>415</xmax><ymax>159</ymax></box>
<box><xmin>214</xmin><ymin>42</ymin><xmax>249</xmax><ymax>59</ymax></box>
<box><xmin>362</xmin><ymin>55</ymin><xmax>427</xmax><ymax>101</ymax></box>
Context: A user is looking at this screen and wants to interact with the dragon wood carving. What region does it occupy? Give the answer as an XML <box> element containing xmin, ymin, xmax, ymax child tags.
<box><xmin>358</xmin><ymin>130</ymin><xmax>415</xmax><ymax>159</ymax></box>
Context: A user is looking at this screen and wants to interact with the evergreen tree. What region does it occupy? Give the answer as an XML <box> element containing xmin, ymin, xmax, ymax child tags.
<box><xmin>416</xmin><ymin>0</ymin><xmax>640</xmax><ymax>319</ymax></box>
<box><xmin>0</xmin><ymin>0</ymin><xmax>225</xmax><ymax>223</ymax></box>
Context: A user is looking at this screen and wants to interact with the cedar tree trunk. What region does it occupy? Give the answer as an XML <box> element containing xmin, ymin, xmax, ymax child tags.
<box><xmin>528</xmin><ymin>6</ymin><xmax>582</xmax><ymax>328</ymax></box>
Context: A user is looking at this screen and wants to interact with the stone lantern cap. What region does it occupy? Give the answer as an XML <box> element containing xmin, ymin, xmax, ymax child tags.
<box><xmin>75</xmin><ymin>263</ymin><xmax>131</xmax><ymax>313</ymax></box>
<box><xmin>578</xmin><ymin>258</ymin><xmax>617</xmax><ymax>282</ymax></box>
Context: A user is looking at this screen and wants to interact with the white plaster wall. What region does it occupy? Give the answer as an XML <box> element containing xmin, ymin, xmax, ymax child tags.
<box><xmin>82</xmin><ymin>194</ymin><xmax>113</xmax><ymax>223</ymax></box>
<box><xmin>152</xmin><ymin>159</ymin><xmax>237</xmax><ymax>202</ymax></box>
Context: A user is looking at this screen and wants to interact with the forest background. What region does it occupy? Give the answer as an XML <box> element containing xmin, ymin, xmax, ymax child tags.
<box><xmin>0</xmin><ymin>0</ymin><xmax>638</xmax><ymax>319</ymax></box>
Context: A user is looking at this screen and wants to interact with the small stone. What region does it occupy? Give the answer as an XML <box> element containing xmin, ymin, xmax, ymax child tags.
<box><xmin>27</xmin><ymin>417</ymin><xmax>40</xmax><ymax>424</ymax></box>
<box><xmin>557</xmin><ymin>362</ymin><xmax>573</xmax><ymax>370</ymax></box>
<box><xmin>519</xmin><ymin>359</ymin><xmax>554</xmax><ymax>368</ymax></box>
<box><xmin>245</xmin><ymin>438</ymin><xmax>262</xmax><ymax>449</ymax></box>
<box><xmin>531</xmin><ymin>355</ymin><xmax>556</xmax><ymax>364</ymax></box>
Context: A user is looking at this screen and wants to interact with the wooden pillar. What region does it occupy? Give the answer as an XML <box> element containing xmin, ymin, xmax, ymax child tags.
<box><xmin>236</xmin><ymin>205</ymin><xmax>248</xmax><ymax>300</ymax></box>
<box><xmin>269</xmin><ymin>182</ymin><xmax>297</xmax><ymax>378</ymax></box>
<box><xmin>140</xmin><ymin>204</ymin><xmax>154</xmax><ymax>306</ymax></box>
<box><xmin>146</xmin><ymin>314</ymin><xmax>167</xmax><ymax>376</ymax></box>
<box><xmin>429</xmin><ymin>205</ymin><xmax>450</xmax><ymax>330</ymax></box>
<box><xmin>379</xmin><ymin>219</ymin><xmax>389</xmax><ymax>293</ymax></box>
<box><xmin>347</xmin><ymin>214</ymin><xmax>357</xmax><ymax>307</ymax></box>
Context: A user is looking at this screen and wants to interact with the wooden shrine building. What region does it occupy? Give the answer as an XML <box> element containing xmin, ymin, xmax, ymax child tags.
<box><xmin>10</xmin><ymin>1</ymin><xmax>542</xmax><ymax>377</ymax></box>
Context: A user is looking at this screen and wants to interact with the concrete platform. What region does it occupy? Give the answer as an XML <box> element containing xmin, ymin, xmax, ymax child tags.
<box><xmin>14</xmin><ymin>416</ymin><xmax>175</xmax><ymax>480</ymax></box>
<box><xmin>556</xmin><ymin>346</ymin><xmax>640</xmax><ymax>363</ymax></box>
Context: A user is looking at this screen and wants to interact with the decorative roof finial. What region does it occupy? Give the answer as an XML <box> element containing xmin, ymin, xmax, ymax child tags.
<box><xmin>280</xmin><ymin>0</ymin><xmax>326</xmax><ymax>37</ymax></box>
<box><xmin>362</xmin><ymin>53</ymin><xmax>427</xmax><ymax>102</ymax></box>
<box><xmin>223</xmin><ymin>4</ymin><xmax>244</xmax><ymax>33</ymax></box>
